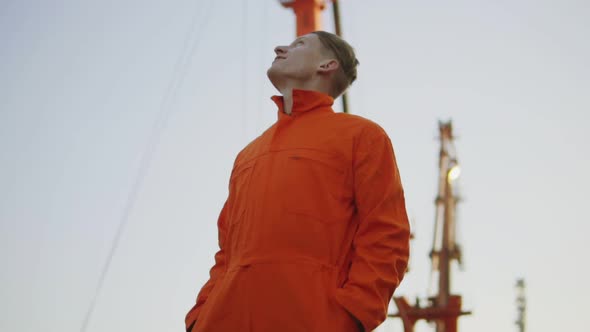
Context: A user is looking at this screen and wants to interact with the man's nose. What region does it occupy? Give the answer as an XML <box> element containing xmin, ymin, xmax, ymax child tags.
<box><xmin>274</xmin><ymin>46</ymin><xmax>287</xmax><ymax>55</ymax></box>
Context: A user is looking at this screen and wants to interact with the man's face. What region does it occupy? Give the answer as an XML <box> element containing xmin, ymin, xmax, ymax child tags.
<box><xmin>267</xmin><ymin>34</ymin><xmax>325</xmax><ymax>88</ymax></box>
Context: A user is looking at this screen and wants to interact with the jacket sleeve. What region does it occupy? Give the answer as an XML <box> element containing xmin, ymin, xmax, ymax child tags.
<box><xmin>185</xmin><ymin>200</ymin><xmax>229</xmax><ymax>331</ymax></box>
<box><xmin>334</xmin><ymin>124</ymin><xmax>411</xmax><ymax>332</ymax></box>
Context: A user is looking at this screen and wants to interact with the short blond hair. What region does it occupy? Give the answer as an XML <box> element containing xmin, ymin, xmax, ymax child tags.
<box><xmin>312</xmin><ymin>31</ymin><xmax>359</xmax><ymax>97</ymax></box>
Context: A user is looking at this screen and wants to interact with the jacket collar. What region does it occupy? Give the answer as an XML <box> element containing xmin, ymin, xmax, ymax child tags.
<box><xmin>271</xmin><ymin>89</ymin><xmax>334</xmax><ymax>119</ymax></box>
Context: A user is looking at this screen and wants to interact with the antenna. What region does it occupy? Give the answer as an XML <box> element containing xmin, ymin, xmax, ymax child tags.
<box><xmin>515</xmin><ymin>279</ymin><xmax>526</xmax><ymax>332</ymax></box>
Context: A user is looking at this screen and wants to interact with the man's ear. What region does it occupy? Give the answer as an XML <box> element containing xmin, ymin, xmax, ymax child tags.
<box><xmin>318</xmin><ymin>59</ymin><xmax>339</xmax><ymax>74</ymax></box>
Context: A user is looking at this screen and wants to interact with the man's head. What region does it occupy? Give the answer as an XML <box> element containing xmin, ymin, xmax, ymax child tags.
<box><xmin>267</xmin><ymin>31</ymin><xmax>359</xmax><ymax>98</ymax></box>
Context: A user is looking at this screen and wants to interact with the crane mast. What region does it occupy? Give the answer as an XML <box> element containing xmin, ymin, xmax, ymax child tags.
<box><xmin>432</xmin><ymin>121</ymin><xmax>462</xmax><ymax>314</ymax></box>
<box><xmin>391</xmin><ymin>121</ymin><xmax>470</xmax><ymax>332</ymax></box>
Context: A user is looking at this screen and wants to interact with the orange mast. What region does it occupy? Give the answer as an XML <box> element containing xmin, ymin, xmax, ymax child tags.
<box><xmin>279</xmin><ymin>0</ymin><xmax>327</xmax><ymax>36</ymax></box>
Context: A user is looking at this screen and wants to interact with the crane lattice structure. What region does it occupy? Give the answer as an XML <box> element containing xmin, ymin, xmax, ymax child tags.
<box><xmin>391</xmin><ymin>121</ymin><xmax>471</xmax><ymax>332</ymax></box>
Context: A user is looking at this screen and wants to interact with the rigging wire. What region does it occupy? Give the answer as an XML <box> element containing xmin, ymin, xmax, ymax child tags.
<box><xmin>255</xmin><ymin>0</ymin><xmax>269</xmax><ymax>132</ymax></box>
<box><xmin>241</xmin><ymin>0</ymin><xmax>248</xmax><ymax>139</ymax></box>
<box><xmin>78</xmin><ymin>1</ymin><xmax>216</xmax><ymax>331</ymax></box>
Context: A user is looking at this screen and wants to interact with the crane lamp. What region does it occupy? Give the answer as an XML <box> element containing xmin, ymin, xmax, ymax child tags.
<box><xmin>447</xmin><ymin>165</ymin><xmax>461</xmax><ymax>182</ymax></box>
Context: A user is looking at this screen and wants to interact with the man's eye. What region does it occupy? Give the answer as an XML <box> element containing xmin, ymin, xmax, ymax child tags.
<box><xmin>289</xmin><ymin>40</ymin><xmax>303</xmax><ymax>48</ymax></box>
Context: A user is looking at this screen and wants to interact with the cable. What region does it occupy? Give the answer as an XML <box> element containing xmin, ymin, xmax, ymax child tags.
<box><xmin>78</xmin><ymin>1</ymin><xmax>216</xmax><ymax>331</ymax></box>
<box><xmin>256</xmin><ymin>0</ymin><xmax>269</xmax><ymax>133</ymax></box>
<box><xmin>241</xmin><ymin>0</ymin><xmax>248</xmax><ymax>139</ymax></box>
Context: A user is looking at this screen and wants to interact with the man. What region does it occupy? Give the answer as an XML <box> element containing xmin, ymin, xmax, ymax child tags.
<box><xmin>186</xmin><ymin>31</ymin><xmax>410</xmax><ymax>332</ymax></box>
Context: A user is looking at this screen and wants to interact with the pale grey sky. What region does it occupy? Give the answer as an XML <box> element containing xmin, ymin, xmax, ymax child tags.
<box><xmin>1</xmin><ymin>1</ymin><xmax>589</xmax><ymax>332</ymax></box>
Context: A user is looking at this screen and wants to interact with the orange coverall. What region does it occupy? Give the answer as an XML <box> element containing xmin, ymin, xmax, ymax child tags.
<box><xmin>186</xmin><ymin>89</ymin><xmax>410</xmax><ymax>332</ymax></box>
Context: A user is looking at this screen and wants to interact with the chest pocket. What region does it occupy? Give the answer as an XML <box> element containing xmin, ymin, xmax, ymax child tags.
<box><xmin>228</xmin><ymin>158</ymin><xmax>256</xmax><ymax>226</ymax></box>
<box><xmin>280</xmin><ymin>149</ymin><xmax>352</xmax><ymax>224</ymax></box>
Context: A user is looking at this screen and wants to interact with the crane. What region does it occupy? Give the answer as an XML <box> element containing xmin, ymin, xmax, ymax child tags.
<box><xmin>390</xmin><ymin>121</ymin><xmax>471</xmax><ymax>332</ymax></box>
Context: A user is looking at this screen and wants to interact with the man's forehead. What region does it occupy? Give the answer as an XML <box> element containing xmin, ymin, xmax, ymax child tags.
<box><xmin>291</xmin><ymin>34</ymin><xmax>317</xmax><ymax>43</ymax></box>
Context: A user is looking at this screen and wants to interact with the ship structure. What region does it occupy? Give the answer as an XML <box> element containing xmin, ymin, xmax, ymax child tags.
<box><xmin>390</xmin><ymin>121</ymin><xmax>471</xmax><ymax>332</ymax></box>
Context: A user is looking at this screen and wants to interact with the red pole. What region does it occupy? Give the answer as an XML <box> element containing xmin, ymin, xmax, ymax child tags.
<box><xmin>280</xmin><ymin>0</ymin><xmax>326</xmax><ymax>36</ymax></box>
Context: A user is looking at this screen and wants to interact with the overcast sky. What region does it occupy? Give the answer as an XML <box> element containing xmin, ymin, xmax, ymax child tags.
<box><xmin>1</xmin><ymin>1</ymin><xmax>589</xmax><ymax>331</ymax></box>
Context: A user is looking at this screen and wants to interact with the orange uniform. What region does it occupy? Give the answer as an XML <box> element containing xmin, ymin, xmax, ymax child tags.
<box><xmin>186</xmin><ymin>89</ymin><xmax>410</xmax><ymax>332</ymax></box>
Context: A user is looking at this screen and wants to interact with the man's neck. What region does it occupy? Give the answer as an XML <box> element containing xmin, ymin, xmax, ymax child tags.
<box><xmin>279</xmin><ymin>82</ymin><xmax>331</xmax><ymax>115</ymax></box>
<box><xmin>281</xmin><ymin>89</ymin><xmax>294</xmax><ymax>115</ymax></box>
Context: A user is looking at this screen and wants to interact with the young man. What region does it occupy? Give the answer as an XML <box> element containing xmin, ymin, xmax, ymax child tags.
<box><xmin>185</xmin><ymin>31</ymin><xmax>410</xmax><ymax>332</ymax></box>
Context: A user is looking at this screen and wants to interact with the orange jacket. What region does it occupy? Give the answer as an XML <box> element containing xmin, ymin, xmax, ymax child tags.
<box><xmin>186</xmin><ymin>89</ymin><xmax>410</xmax><ymax>332</ymax></box>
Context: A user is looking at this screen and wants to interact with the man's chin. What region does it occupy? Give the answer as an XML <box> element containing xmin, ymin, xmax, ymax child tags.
<box><xmin>267</xmin><ymin>66</ymin><xmax>280</xmax><ymax>77</ymax></box>
<box><xmin>267</xmin><ymin>69</ymin><xmax>284</xmax><ymax>92</ymax></box>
